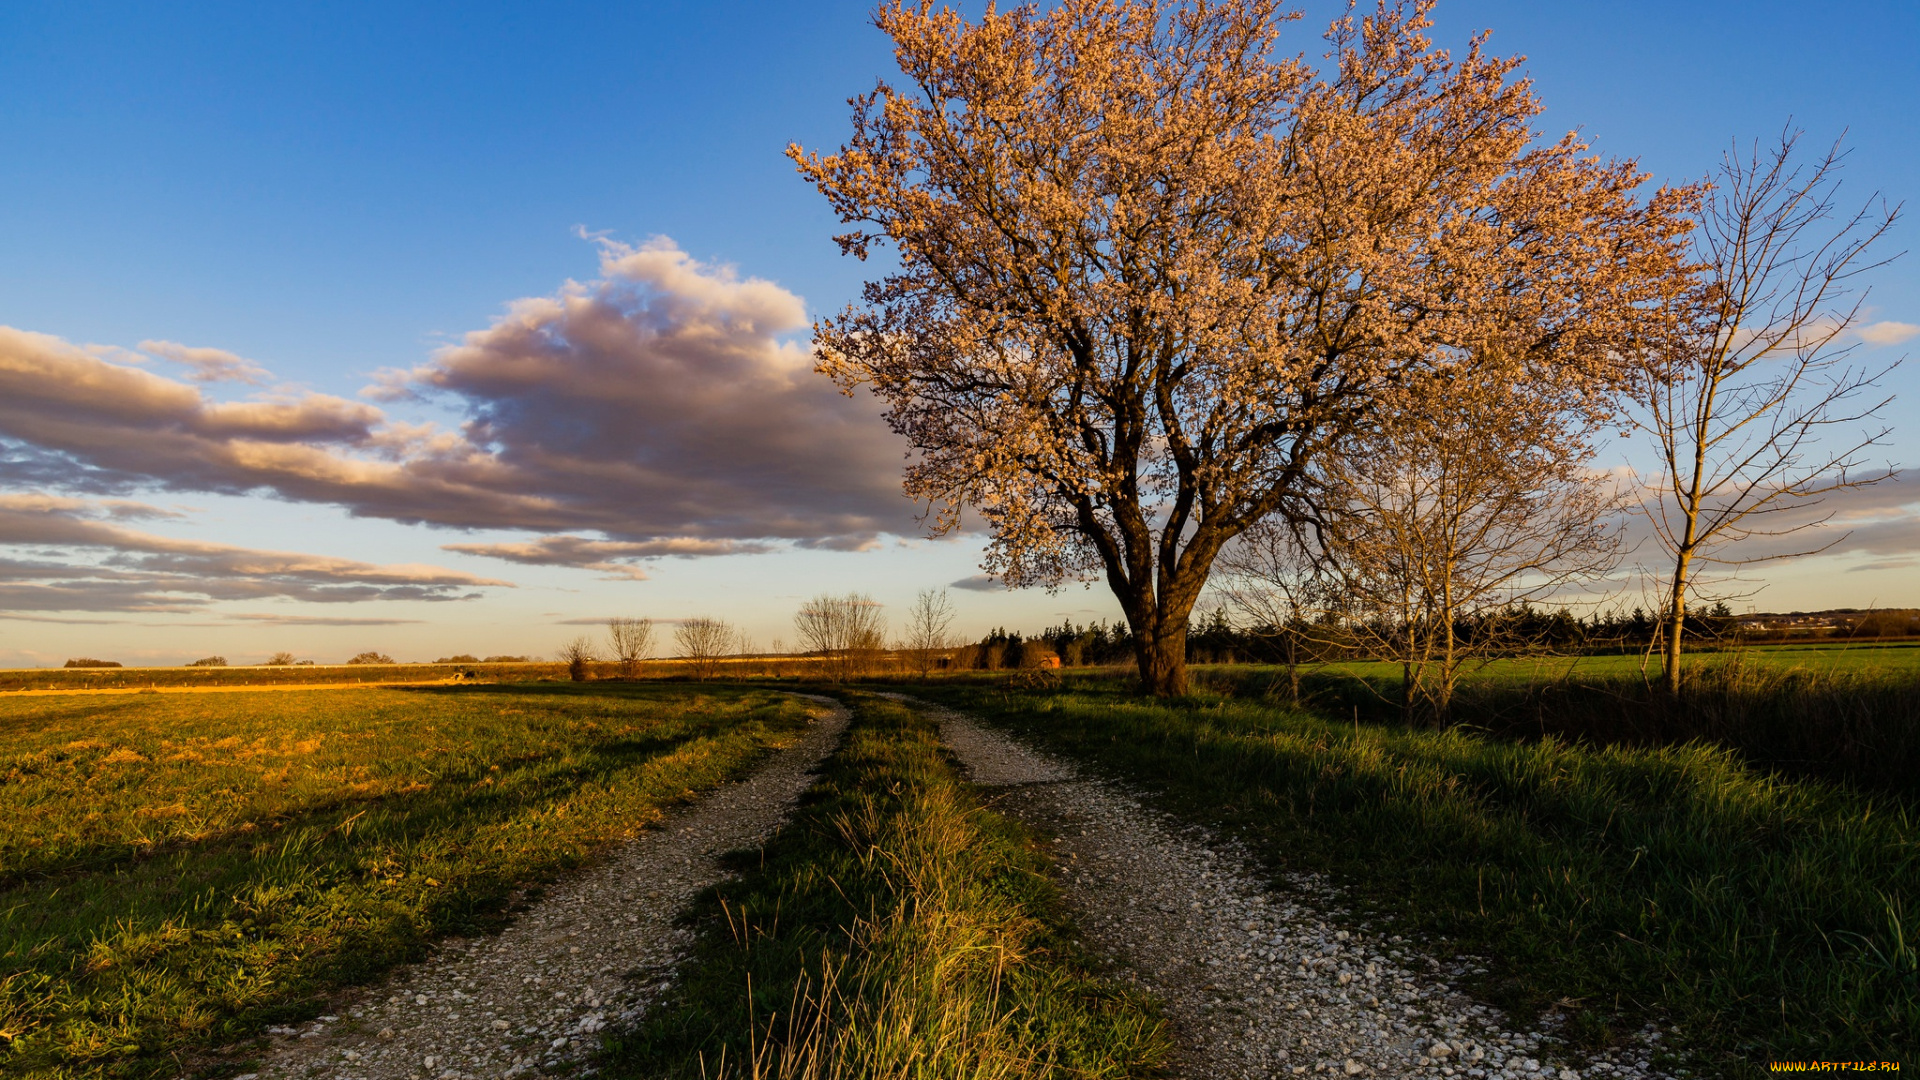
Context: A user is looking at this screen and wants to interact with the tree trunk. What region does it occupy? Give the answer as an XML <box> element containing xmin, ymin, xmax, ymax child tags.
<box><xmin>1663</xmin><ymin>556</ymin><xmax>1690</xmax><ymax>694</ymax></box>
<box><xmin>1121</xmin><ymin>584</ymin><xmax>1197</xmax><ymax>696</ymax></box>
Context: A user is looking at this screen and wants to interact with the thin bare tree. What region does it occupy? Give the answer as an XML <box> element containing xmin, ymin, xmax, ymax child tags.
<box><xmin>794</xmin><ymin>593</ymin><xmax>888</xmax><ymax>683</ymax></box>
<box><xmin>607</xmin><ymin>617</ymin><xmax>654</xmax><ymax>679</ymax></box>
<box><xmin>674</xmin><ymin>618</ymin><xmax>733</xmax><ymax>681</ymax></box>
<box><xmin>1325</xmin><ymin>385</ymin><xmax>1622</xmax><ymax>724</ymax></box>
<box><xmin>1229</xmin><ymin>360</ymin><xmax>1624</xmax><ymax>723</ymax></box>
<box><xmin>793</xmin><ymin>0</ymin><xmax>1693</xmax><ymax>694</ymax></box>
<box><xmin>1638</xmin><ymin>130</ymin><xmax>1902</xmax><ymax>691</ymax></box>
<box><xmin>900</xmin><ymin>588</ymin><xmax>957</xmax><ymax>679</ymax></box>
<box><xmin>1216</xmin><ymin>520</ymin><xmax>1343</xmax><ymax>704</ymax></box>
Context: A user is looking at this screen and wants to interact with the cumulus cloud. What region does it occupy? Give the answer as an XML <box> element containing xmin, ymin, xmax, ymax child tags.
<box><xmin>139</xmin><ymin>340</ymin><xmax>272</xmax><ymax>384</ymax></box>
<box><xmin>0</xmin><ymin>493</ymin><xmax>509</xmax><ymax>613</ymax></box>
<box><xmin>1855</xmin><ymin>321</ymin><xmax>1920</xmax><ymax>347</ymax></box>
<box><xmin>0</xmin><ymin>237</ymin><xmax>914</xmax><ymax>573</ymax></box>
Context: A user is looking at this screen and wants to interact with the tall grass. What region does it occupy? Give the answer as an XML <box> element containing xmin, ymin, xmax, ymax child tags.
<box><xmin>1215</xmin><ymin>652</ymin><xmax>1920</xmax><ymax>795</ymax></box>
<box><xmin>603</xmin><ymin>694</ymin><xmax>1168</xmax><ymax>1079</ymax></box>
<box><xmin>917</xmin><ymin>679</ymin><xmax>1919</xmax><ymax>1069</ymax></box>
<box><xmin>0</xmin><ymin>684</ymin><xmax>812</xmax><ymax>1080</ymax></box>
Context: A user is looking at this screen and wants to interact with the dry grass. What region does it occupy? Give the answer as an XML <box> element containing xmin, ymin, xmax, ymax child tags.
<box><xmin>0</xmin><ymin>683</ymin><xmax>812</xmax><ymax>1080</ymax></box>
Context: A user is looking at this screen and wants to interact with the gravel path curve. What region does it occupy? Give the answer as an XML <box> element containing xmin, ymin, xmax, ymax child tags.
<box><xmin>894</xmin><ymin>695</ymin><xmax>1677</xmax><ymax>1080</ymax></box>
<box><xmin>236</xmin><ymin>694</ymin><xmax>850</xmax><ymax>1080</ymax></box>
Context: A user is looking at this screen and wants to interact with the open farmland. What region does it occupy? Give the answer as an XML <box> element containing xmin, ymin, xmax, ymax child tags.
<box><xmin>0</xmin><ymin>683</ymin><xmax>814</xmax><ymax>1080</ymax></box>
<box><xmin>1193</xmin><ymin>646</ymin><xmax>1920</xmax><ymax>796</ymax></box>
<box><xmin>913</xmin><ymin>676</ymin><xmax>1920</xmax><ymax>1068</ymax></box>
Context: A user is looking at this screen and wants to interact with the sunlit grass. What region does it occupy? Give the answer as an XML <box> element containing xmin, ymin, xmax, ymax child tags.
<box><xmin>0</xmin><ymin>683</ymin><xmax>813</xmax><ymax>1080</ymax></box>
<box><xmin>916</xmin><ymin>680</ymin><xmax>1920</xmax><ymax>1068</ymax></box>
<box><xmin>604</xmin><ymin>693</ymin><xmax>1170</xmax><ymax>1079</ymax></box>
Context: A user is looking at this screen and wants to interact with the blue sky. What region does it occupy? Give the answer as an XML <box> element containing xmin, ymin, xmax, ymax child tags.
<box><xmin>0</xmin><ymin>0</ymin><xmax>1914</xmax><ymax>665</ymax></box>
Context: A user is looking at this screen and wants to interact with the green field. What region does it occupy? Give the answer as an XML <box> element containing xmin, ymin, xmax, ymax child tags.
<box><xmin>1203</xmin><ymin>639</ymin><xmax>1920</xmax><ymax>687</ymax></box>
<box><xmin>0</xmin><ymin>683</ymin><xmax>815</xmax><ymax>1080</ymax></box>
<box><xmin>916</xmin><ymin>677</ymin><xmax>1920</xmax><ymax>1069</ymax></box>
<box><xmin>605</xmin><ymin>693</ymin><xmax>1168</xmax><ymax>1078</ymax></box>
<box><xmin>6</xmin><ymin>654</ymin><xmax>1917</xmax><ymax>1078</ymax></box>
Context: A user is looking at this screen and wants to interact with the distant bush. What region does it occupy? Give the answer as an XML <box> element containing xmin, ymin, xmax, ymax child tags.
<box><xmin>484</xmin><ymin>655</ymin><xmax>530</xmax><ymax>663</ymax></box>
<box><xmin>294</xmin><ymin>659</ymin><xmax>316</xmax><ymax>665</ymax></box>
<box><xmin>186</xmin><ymin>656</ymin><xmax>228</xmax><ymax>667</ymax></box>
<box><xmin>63</xmin><ymin>658</ymin><xmax>122</xmax><ymax>668</ymax></box>
<box><xmin>345</xmin><ymin>651</ymin><xmax>394</xmax><ymax>665</ymax></box>
<box><xmin>434</xmin><ymin>654</ymin><xmax>480</xmax><ymax>664</ymax></box>
<box><xmin>258</xmin><ymin>652</ymin><xmax>298</xmax><ymax>666</ymax></box>
<box><xmin>556</xmin><ymin>637</ymin><xmax>596</xmax><ymax>682</ymax></box>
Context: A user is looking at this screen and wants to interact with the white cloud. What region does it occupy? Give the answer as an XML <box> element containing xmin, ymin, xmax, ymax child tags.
<box><xmin>1855</xmin><ymin>320</ymin><xmax>1920</xmax><ymax>347</ymax></box>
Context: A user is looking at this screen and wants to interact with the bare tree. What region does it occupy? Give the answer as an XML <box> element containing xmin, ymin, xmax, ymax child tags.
<box><xmin>555</xmin><ymin>636</ymin><xmax>596</xmax><ymax>682</ymax></box>
<box><xmin>1325</xmin><ymin>375</ymin><xmax>1622</xmax><ymax>723</ymax></box>
<box><xmin>1229</xmin><ymin>362</ymin><xmax>1624</xmax><ymax>723</ymax></box>
<box><xmin>674</xmin><ymin>618</ymin><xmax>733</xmax><ymax>681</ymax></box>
<box><xmin>1216</xmin><ymin>520</ymin><xmax>1343</xmax><ymax>704</ymax></box>
<box><xmin>606</xmin><ymin>617</ymin><xmax>654</xmax><ymax>679</ymax></box>
<box><xmin>900</xmin><ymin>588</ymin><xmax>957</xmax><ymax>679</ymax></box>
<box><xmin>794</xmin><ymin>593</ymin><xmax>888</xmax><ymax>683</ymax></box>
<box><xmin>1638</xmin><ymin>130</ymin><xmax>1901</xmax><ymax>691</ymax></box>
<box><xmin>793</xmin><ymin>0</ymin><xmax>1692</xmax><ymax>694</ymax></box>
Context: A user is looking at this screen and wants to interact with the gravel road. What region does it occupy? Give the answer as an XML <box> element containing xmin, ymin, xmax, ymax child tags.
<box><xmin>903</xmin><ymin>696</ymin><xmax>1679</xmax><ymax>1080</ymax></box>
<box><xmin>234</xmin><ymin>694</ymin><xmax>850</xmax><ymax>1080</ymax></box>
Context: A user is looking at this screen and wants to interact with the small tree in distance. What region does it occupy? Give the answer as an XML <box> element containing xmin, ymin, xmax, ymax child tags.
<box><xmin>344</xmin><ymin>651</ymin><xmax>392</xmax><ymax>666</ymax></box>
<box><xmin>261</xmin><ymin>652</ymin><xmax>299</xmax><ymax>666</ymax></box>
<box><xmin>555</xmin><ymin>637</ymin><xmax>596</xmax><ymax>682</ymax></box>
<box><xmin>674</xmin><ymin>618</ymin><xmax>733</xmax><ymax>681</ymax></box>
<box><xmin>607</xmin><ymin>617</ymin><xmax>655</xmax><ymax>679</ymax></box>
<box><xmin>186</xmin><ymin>656</ymin><xmax>228</xmax><ymax>667</ymax></box>
<box><xmin>901</xmin><ymin>589</ymin><xmax>957</xmax><ymax>678</ymax></box>
<box><xmin>794</xmin><ymin>593</ymin><xmax>887</xmax><ymax>683</ymax></box>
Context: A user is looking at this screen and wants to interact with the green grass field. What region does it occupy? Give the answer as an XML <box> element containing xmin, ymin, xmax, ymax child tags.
<box><xmin>915</xmin><ymin>677</ymin><xmax>1920</xmax><ymax>1070</ymax></box>
<box><xmin>603</xmin><ymin>692</ymin><xmax>1168</xmax><ymax>1079</ymax></box>
<box><xmin>0</xmin><ymin>683</ymin><xmax>814</xmax><ymax>1080</ymax></box>
<box><xmin>1206</xmin><ymin>639</ymin><xmax>1920</xmax><ymax>687</ymax></box>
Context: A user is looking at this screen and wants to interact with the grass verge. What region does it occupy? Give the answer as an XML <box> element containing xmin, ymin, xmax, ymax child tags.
<box><xmin>0</xmin><ymin>683</ymin><xmax>813</xmax><ymax>1080</ymax></box>
<box><xmin>601</xmin><ymin>693</ymin><xmax>1169</xmax><ymax>1079</ymax></box>
<box><xmin>913</xmin><ymin>679</ymin><xmax>1918</xmax><ymax>1071</ymax></box>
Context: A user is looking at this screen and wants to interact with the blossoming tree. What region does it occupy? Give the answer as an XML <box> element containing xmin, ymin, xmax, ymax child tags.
<box><xmin>792</xmin><ymin>0</ymin><xmax>1691</xmax><ymax>695</ymax></box>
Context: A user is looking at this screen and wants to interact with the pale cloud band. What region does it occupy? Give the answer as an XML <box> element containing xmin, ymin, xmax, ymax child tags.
<box><xmin>1856</xmin><ymin>320</ymin><xmax>1920</xmax><ymax>347</ymax></box>
<box><xmin>0</xmin><ymin>493</ymin><xmax>505</xmax><ymax>613</ymax></box>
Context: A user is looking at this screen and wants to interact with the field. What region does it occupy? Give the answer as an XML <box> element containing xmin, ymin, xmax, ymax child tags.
<box><xmin>0</xmin><ymin>683</ymin><xmax>814</xmax><ymax>1080</ymax></box>
<box><xmin>1235</xmin><ymin>640</ymin><xmax>1920</xmax><ymax>685</ymax></box>
<box><xmin>4</xmin><ymin>647</ymin><xmax>1916</xmax><ymax>1077</ymax></box>
<box><xmin>915</xmin><ymin>674</ymin><xmax>1920</xmax><ymax>1068</ymax></box>
<box><xmin>1194</xmin><ymin>643</ymin><xmax>1920</xmax><ymax>795</ymax></box>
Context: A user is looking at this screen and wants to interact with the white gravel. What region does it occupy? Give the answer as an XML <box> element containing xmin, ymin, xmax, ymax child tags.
<box><xmin>907</xmin><ymin>696</ymin><xmax>1680</xmax><ymax>1080</ymax></box>
<box><xmin>235</xmin><ymin>694</ymin><xmax>850</xmax><ymax>1080</ymax></box>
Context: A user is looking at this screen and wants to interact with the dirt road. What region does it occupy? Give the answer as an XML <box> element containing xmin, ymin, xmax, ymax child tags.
<box><xmin>904</xmin><ymin>695</ymin><xmax>1676</xmax><ymax>1080</ymax></box>
<box><xmin>229</xmin><ymin>695</ymin><xmax>850</xmax><ymax>1080</ymax></box>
